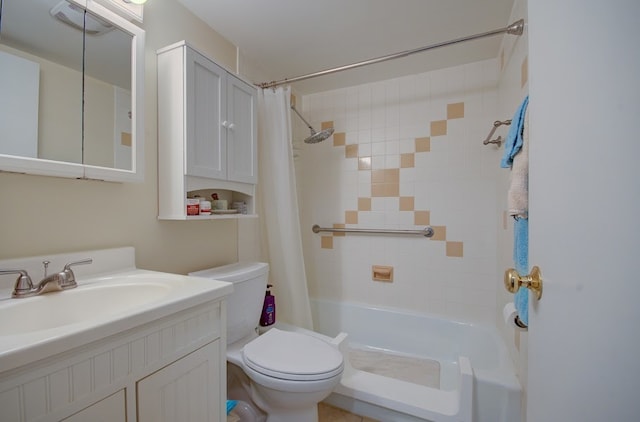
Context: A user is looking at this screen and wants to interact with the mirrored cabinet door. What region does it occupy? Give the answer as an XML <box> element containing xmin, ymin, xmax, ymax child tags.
<box><xmin>0</xmin><ymin>0</ymin><xmax>84</xmax><ymax>165</ymax></box>
<box><xmin>0</xmin><ymin>0</ymin><xmax>145</xmax><ymax>182</ymax></box>
<box><xmin>83</xmin><ymin>8</ymin><xmax>133</xmax><ymax>171</ymax></box>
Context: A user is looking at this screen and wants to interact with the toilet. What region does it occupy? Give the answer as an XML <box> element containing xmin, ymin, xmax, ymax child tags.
<box><xmin>189</xmin><ymin>262</ymin><xmax>344</xmax><ymax>422</ymax></box>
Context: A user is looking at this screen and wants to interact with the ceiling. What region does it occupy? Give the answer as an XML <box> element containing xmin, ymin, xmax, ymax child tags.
<box><xmin>177</xmin><ymin>0</ymin><xmax>516</xmax><ymax>94</ymax></box>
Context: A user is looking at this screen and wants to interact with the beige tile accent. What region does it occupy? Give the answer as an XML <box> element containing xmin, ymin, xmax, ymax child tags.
<box><xmin>521</xmin><ymin>56</ymin><xmax>528</xmax><ymax>87</ymax></box>
<box><xmin>383</xmin><ymin>183</ymin><xmax>399</xmax><ymax>197</ymax></box>
<box><xmin>290</xmin><ymin>94</ymin><xmax>296</xmax><ymax>107</ymax></box>
<box><xmin>372</xmin><ymin>182</ymin><xmax>399</xmax><ymax>197</ymax></box>
<box><xmin>386</xmin><ymin>169</ymin><xmax>399</xmax><ymax>183</ymax></box>
<box><xmin>431</xmin><ymin>225</ymin><xmax>447</xmax><ymax>241</ymax></box>
<box><xmin>333</xmin><ymin>223</ymin><xmax>346</xmax><ymax>237</ymax></box>
<box><xmin>371</xmin><ymin>169</ymin><xmax>385</xmax><ymax>183</ymax></box>
<box><xmin>333</xmin><ymin>132</ymin><xmax>346</xmax><ymax>146</ymax></box>
<box><xmin>321</xmin><ymin>236</ymin><xmax>333</xmax><ymax>249</ymax></box>
<box><xmin>371</xmin><ymin>183</ymin><xmax>385</xmax><ymax>197</ymax></box>
<box><xmin>400</xmin><ymin>153</ymin><xmax>415</xmax><ymax>168</ymax></box>
<box><xmin>345</xmin><ymin>210</ymin><xmax>358</xmax><ymax>224</ymax></box>
<box><xmin>371</xmin><ymin>169</ymin><xmax>399</xmax><ymax>183</ymax></box>
<box><xmin>345</xmin><ymin>144</ymin><xmax>358</xmax><ymax>158</ymax></box>
<box><xmin>321</xmin><ymin>121</ymin><xmax>333</xmax><ymax>130</ymax></box>
<box><xmin>358</xmin><ymin>197</ymin><xmax>372</xmax><ymax>211</ymax></box>
<box><xmin>415</xmin><ymin>137</ymin><xmax>431</xmax><ymax>152</ymax></box>
<box><xmin>446</xmin><ymin>241</ymin><xmax>463</xmax><ymax>257</ymax></box>
<box><xmin>431</xmin><ymin>120</ymin><xmax>447</xmax><ymax>136</ymax></box>
<box><xmin>447</xmin><ymin>102</ymin><xmax>464</xmax><ymax>119</ymax></box>
<box><xmin>399</xmin><ymin>196</ymin><xmax>414</xmax><ymax>211</ymax></box>
<box><xmin>500</xmin><ymin>49</ymin><xmax>505</xmax><ymax>71</ymax></box>
<box><xmin>414</xmin><ymin>210</ymin><xmax>430</xmax><ymax>225</ymax></box>
<box><xmin>358</xmin><ymin>156</ymin><xmax>371</xmax><ymax>170</ymax></box>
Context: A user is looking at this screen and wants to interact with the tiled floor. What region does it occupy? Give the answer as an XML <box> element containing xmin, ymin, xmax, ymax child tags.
<box><xmin>318</xmin><ymin>403</ymin><xmax>378</xmax><ymax>422</ymax></box>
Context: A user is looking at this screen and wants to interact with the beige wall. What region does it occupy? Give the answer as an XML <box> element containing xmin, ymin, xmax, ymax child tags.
<box><xmin>0</xmin><ymin>0</ymin><xmax>248</xmax><ymax>275</ymax></box>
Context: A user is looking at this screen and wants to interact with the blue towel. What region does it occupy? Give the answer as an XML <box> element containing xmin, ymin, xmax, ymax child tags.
<box><xmin>226</xmin><ymin>400</ymin><xmax>238</xmax><ymax>415</ymax></box>
<box><xmin>513</xmin><ymin>217</ymin><xmax>529</xmax><ymax>326</ymax></box>
<box><xmin>501</xmin><ymin>96</ymin><xmax>529</xmax><ymax>168</ymax></box>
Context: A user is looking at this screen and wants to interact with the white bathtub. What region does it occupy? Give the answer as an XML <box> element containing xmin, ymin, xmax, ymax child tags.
<box><xmin>310</xmin><ymin>298</ymin><xmax>521</xmax><ymax>422</ymax></box>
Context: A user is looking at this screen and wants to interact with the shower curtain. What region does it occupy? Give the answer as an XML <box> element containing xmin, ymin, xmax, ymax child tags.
<box><xmin>257</xmin><ymin>86</ymin><xmax>313</xmax><ymax>330</ymax></box>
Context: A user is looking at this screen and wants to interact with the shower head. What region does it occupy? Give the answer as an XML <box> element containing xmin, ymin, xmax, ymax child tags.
<box><xmin>291</xmin><ymin>105</ymin><xmax>334</xmax><ymax>144</ymax></box>
<box><xmin>305</xmin><ymin>127</ymin><xmax>335</xmax><ymax>144</ymax></box>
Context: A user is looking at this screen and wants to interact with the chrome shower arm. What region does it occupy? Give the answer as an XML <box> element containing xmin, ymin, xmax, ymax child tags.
<box><xmin>291</xmin><ymin>105</ymin><xmax>315</xmax><ymax>132</ymax></box>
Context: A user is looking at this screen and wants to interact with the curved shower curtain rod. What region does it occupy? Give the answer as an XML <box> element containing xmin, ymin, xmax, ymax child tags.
<box><xmin>257</xmin><ymin>19</ymin><xmax>525</xmax><ymax>89</ymax></box>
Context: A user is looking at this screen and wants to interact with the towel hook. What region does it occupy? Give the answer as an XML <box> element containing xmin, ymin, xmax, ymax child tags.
<box><xmin>483</xmin><ymin>119</ymin><xmax>512</xmax><ymax>146</ymax></box>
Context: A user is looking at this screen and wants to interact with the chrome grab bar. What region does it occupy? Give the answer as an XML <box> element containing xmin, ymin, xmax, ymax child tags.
<box><xmin>312</xmin><ymin>224</ymin><xmax>434</xmax><ymax>238</ymax></box>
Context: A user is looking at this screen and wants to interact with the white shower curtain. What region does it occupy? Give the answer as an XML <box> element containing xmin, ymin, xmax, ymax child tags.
<box><xmin>257</xmin><ymin>86</ymin><xmax>313</xmax><ymax>330</ymax></box>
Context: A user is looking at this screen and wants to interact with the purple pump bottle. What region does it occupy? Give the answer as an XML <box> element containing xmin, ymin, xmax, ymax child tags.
<box><xmin>260</xmin><ymin>284</ymin><xmax>276</xmax><ymax>326</ymax></box>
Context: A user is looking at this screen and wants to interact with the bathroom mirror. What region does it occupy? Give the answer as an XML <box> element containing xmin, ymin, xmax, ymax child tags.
<box><xmin>0</xmin><ymin>0</ymin><xmax>145</xmax><ymax>182</ymax></box>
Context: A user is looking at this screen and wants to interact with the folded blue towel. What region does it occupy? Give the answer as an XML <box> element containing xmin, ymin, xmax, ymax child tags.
<box><xmin>501</xmin><ymin>96</ymin><xmax>529</xmax><ymax>168</ymax></box>
<box><xmin>226</xmin><ymin>400</ymin><xmax>238</xmax><ymax>415</ymax></box>
<box><xmin>513</xmin><ymin>217</ymin><xmax>529</xmax><ymax>326</ymax></box>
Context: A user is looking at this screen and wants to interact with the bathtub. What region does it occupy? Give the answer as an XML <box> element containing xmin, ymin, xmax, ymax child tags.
<box><xmin>309</xmin><ymin>298</ymin><xmax>521</xmax><ymax>422</ymax></box>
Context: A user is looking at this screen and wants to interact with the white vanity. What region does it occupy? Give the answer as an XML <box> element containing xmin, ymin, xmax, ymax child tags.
<box><xmin>0</xmin><ymin>247</ymin><xmax>232</xmax><ymax>421</ymax></box>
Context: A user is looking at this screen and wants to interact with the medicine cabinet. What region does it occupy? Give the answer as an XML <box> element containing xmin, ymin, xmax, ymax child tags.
<box><xmin>157</xmin><ymin>41</ymin><xmax>257</xmax><ymax>220</ymax></box>
<box><xmin>0</xmin><ymin>0</ymin><xmax>145</xmax><ymax>182</ymax></box>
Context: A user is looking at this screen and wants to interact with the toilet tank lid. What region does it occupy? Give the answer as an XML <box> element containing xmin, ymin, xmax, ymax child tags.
<box><xmin>189</xmin><ymin>262</ymin><xmax>269</xmax><ymax>282</ymax></box>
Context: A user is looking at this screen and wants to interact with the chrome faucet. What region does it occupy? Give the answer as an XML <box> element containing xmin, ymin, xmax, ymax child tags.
<box><xmin>1</xmin><ymin>258</ymin><xmax>93</xmax><ymax>298</ymax></box>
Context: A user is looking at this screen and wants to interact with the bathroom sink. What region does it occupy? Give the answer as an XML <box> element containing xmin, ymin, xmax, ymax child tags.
<box><xmin>0</xmin><ymin>269</ymin><xmax>233</xmax><ymax>373</ymax></box>
<box><xmin>0</xmin><ymin>280</ymin><xmax>172</xmax><ymax>335</ymax></box>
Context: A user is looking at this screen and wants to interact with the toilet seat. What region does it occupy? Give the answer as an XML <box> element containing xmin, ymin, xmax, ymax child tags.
<box><xmin>242</xmin><ymin>328</ymin><xmax>344</xmax><ymax>381</ymax></box>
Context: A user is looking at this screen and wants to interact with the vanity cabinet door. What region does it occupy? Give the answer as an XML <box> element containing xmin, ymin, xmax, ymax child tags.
<box><xmin>62</xmin><ymin>390</ymin><xmax>126</xmax><ymax>422</ymax></box>
<box><xmin>185</xmin><ymin>48</ymin><xmax>227</xmax><ymax>180</ymax></box>
<box><xmin>137</xmin><ymin>340</ymin><xmax>222</xmax><ymax>422</ymax></box>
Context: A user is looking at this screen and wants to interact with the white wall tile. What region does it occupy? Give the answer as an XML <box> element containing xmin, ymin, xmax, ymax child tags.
<box><xmin>301</xmin><ymin>58</ymin><xmax>503</xmax><ymax>324</ymax></box>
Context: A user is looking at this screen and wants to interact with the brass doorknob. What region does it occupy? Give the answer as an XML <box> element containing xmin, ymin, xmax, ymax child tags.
<box><xmin>504</xmin><ymin>266</ymin><xmax>543</xmax><ymax>300</ymax></box>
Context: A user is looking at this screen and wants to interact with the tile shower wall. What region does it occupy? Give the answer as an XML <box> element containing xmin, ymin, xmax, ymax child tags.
<box><xmin>297</xmin><ymin>59</ymin><xmax>503</xmax><ymax>324</ymax></box>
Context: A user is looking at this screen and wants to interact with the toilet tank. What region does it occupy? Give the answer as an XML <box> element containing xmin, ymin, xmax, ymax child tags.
<box><xmin>189</xmin><ymin>262</ymin><xmax>269</xmax><ymax>345</ymax></box>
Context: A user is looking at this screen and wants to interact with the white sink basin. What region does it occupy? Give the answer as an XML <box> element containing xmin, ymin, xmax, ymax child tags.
<box><xmin>0</xmin><ymin>280</ymin><xmax>172</xmax><ymax>335</ymax></box>
<box><xmin>0</xmin><ymin>269</ymin><xmax>233</xmax><ymax>373</ymax></box>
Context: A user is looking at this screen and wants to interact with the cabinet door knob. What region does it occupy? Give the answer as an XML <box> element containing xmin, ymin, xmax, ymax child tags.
<box><xmin>228</xmin><ymin>123</ymin><xmax>235</xmax><ymax>131</ymax></box>
<box><xmin>221</xmin><ymin>121</ymin><xmax>228</xmax><ymax>128</ymax></box>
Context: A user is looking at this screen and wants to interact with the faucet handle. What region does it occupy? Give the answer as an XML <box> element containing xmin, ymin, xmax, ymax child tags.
<box><xmin>60</xmin><ymin>258</ymin><xmax>93</xmax><ymax>288</ymax></box>
<box><xmin>1</xmin><ymin>269</ymin><xmax>35</xmax><ymax>298</ymax></box>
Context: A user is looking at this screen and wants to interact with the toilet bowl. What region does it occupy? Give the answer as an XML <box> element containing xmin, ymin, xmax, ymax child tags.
<box><xmin>189</xmin><ymin>262</ymin><xmax>344</xmax><ymax>422</ymax></box>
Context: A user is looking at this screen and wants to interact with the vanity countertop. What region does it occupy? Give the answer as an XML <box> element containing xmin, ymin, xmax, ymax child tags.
<box><xmin>0</xmin><ymin>248</ymin><xmax>233</xmax><ymax>374</ymax></box>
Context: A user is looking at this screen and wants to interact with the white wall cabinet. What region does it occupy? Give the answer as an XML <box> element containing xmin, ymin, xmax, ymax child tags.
<box><xmin>157</xmin><ymin>41</ymin><xmax>257</xmax><ymax>220</ymax></box>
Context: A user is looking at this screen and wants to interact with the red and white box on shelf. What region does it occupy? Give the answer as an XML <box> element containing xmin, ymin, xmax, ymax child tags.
<box><xmin>186</xmin><ymin>198</ymin><xmax>200</xmax><ymax>215</ymax></box>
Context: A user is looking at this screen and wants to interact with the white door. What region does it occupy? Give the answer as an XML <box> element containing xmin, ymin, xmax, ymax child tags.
<box><xmin>527</xmin><ymin>1</ymin><xmax>640</xmax><ymax>421</ymax></box>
